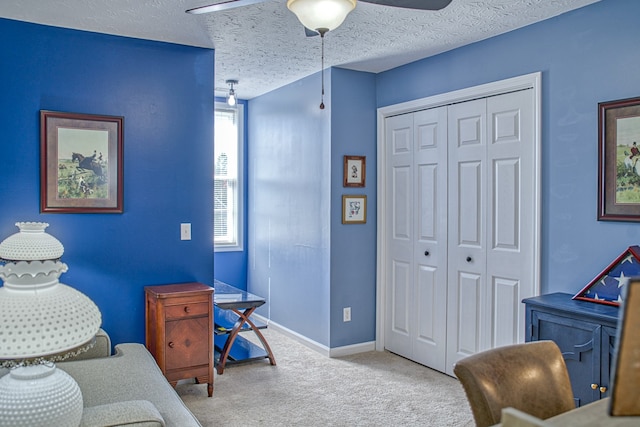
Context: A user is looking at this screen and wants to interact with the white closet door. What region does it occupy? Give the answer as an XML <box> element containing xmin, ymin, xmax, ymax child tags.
<box><xmin>384</xmin><ymin>112</ymin><xmax>415</xmax><ymax>360</ymax></box>
<box><xmin>486</xmin><ymin>89</ymin><xmax>536</xmax><ymax>346</ymax></box>
<box><xmin>412</xmin><ymin>107</ymin><xmax>448</xmax><ymax>370</ymax></box>
<box><xmin>383</xmin><ymin>85</ymin><xmax>536</xmax><ymax>377</ymax></box>
<box><xmin>445</xmin><ymin>98</ymin><xmax>488</xmax><ymax>375</ymax></box>
<box><xmin>445</xmin><ymin>89</ymin><xmax>535</xmax><ymax>375</ymax></box>
<box><xmin>384</xmin><ymin>107</ymin><xmax>448</xmax><ymax>369</ymax></box>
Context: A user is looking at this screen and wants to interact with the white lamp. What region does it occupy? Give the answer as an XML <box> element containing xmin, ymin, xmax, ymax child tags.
<box><xmin>287</xmin><ymin>0</ymin><xmax>356</xmax><ymax>34</ymax></box>
<box><xmin>0</xmin><ymin>222</ymin><xmax>102</xmax><ymax>427</ymax></box>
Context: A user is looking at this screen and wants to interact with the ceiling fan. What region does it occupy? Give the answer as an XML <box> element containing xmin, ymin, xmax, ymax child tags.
<box><xmin>188</xmin><ymin>0</ymin><xmax>453</xmax><ymax>108</ymax></box>
<box><xmin>187</xmin><ymin>0</ymin><xmax>453</xmax><ymax>20</ymax></box>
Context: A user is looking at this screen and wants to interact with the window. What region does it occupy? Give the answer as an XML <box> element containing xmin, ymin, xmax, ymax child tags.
<box><xmin>214</xmin><ymin>102</ymin><xmax>243</xmax><ymax>252</ymax></box>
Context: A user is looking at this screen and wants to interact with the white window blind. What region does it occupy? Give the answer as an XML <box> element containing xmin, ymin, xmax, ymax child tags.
<box><xmin>214</xmin><ymin>103</ymin><xmax>243</xmax><ymax>251</ymax></box>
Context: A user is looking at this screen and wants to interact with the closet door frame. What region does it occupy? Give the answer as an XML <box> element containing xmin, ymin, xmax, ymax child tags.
<box><xmin>375</xmin><ymin>72</ymin><xmax>542</xmax><ymax>351</ymax></box>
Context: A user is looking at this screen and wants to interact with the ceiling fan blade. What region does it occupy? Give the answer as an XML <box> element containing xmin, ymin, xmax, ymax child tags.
<box><xmin>186</xmin><ymin>0</ymin><xmax>269</xmax><ymax>14</ymax></box>
<box><xmin>304</xmin><ymin>27</ymin><xmax>320</xmax><ymax>37</ymax></box>
<box><xmin>359</xmin><ymin>0</ymin><xmax>452</xmax><ymax>10</ymax></box>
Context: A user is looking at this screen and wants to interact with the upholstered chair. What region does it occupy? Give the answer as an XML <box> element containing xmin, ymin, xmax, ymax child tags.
<box><xmin>453</xmin><ymin>340</ymin><xmax>575</xmax><ymax>427</ymax></box>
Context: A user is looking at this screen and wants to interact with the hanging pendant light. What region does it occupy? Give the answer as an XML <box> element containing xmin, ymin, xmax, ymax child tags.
<box><xmin>288</xmin><ymin>0</ymin><xmax>356</xmax><ymax>109</ymax></box>
<box><xmin>225</xmin><ymin>79</ymin><xmax>238</xmax><ymax>107</ymax></box>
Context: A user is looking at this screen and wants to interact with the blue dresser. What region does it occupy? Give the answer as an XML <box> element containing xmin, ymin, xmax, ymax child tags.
<box><xmin>523</xmin><ymin>293</ymin><xmax>620</xmax><ymax>407</ymax></box>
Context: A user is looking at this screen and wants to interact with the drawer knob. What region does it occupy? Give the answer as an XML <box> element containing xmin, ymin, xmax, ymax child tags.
<box><xmin>599</xmin><ymin>386</ymin><xmax>607</xmax><ymax>393</ymax></box>
<box><xmin>168</xmin><ymin>342</ymin><xmax>175</xmax><ymax>349</ymax></box>
<box><xmin>184</xmin><ymin>306</ymin><xmax>191</xmax><ymax>313</ymax></box>
<box><xmin>591</xmin><ymin>383</ymin><xmax>598</xmax><ymax>390</ymax></box>
<box><xmin>424</xmin><ymin>251</ymin><xmax>430</xmax><ymax>256</ymax></box>
<box><xmin>466</xmin><ymin>256</ymin><xmax>472</xmax><ymax>262</ymax></box>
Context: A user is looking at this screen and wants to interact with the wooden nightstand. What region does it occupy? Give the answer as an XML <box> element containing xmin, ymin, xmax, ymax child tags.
<box><xmin>145</xmin><ymin>282</ymin><xmax>214</xmax><ymax>397</ymax></box>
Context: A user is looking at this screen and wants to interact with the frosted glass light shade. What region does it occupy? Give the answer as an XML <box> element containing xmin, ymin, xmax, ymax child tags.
<box><xmin>287</xmin><ymin>0</ymin><xmax>356</xmax><ymax>32</ymax></box>
<box><xmin>0</xmin><ymin>222</ymin><xmax>63</xmax><ymax>261</ymax></box>
<box><xmin>0</xmin><ymin>223</ymin><xmax>101</xmax><ymax>360</ymax></box>
<box><xmin>0</xmin><ymin>364</ymin><xmax>83</xmax><ymax>427</ymax></box>
<box><xmin>0</xmin><ymin>268</ymin><xmax>102</xmax><ymax>359</ymax></box>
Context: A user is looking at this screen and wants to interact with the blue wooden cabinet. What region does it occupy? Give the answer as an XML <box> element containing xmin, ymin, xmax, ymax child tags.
<box><xmin>523</xmin><ymin>293</ymin><xmax>619</xmax><ymax>407</ymax></box>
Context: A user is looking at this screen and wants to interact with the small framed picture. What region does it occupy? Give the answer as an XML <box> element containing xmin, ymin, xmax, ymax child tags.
<box><xmin>598</xmin><ymin>96</ymin><xmax>640</xmax><ymax>221</ymax></box>
<box><xmin>342</xmin><ymin>195</ymin><xmax>367</xmax><ymax>224</ymax></box>
<box><xmin>41</xmin><ymin>110</ymin><xmax>124</xmax><ymax>213</ymax></box>
<box><xmin>343</xmin><ymin>155</ymin><xmax>365</xmax><ymax>187</ymax></box>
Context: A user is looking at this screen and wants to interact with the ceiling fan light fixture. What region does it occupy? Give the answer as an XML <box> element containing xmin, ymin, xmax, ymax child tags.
<box><xmin>287</xmin><ymin>0</ymin><xmax>356</xmax><ymax>33</ymax></box>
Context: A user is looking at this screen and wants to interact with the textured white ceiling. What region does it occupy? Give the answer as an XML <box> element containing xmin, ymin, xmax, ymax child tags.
<box><xmin>0</xmin><ymin>0</ymin><xmax>599</xmax><ymax>99</ymax></box>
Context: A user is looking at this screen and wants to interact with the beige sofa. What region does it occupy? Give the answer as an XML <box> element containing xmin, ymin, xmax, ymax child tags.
<box><xmin>2</xmin><ymin>329</ymin><xmax>203</xmax><ymax>427</ymax></box>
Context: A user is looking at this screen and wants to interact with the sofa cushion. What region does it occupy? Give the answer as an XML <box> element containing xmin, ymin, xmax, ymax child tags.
<box><xmin>58</xmin><ymin>343</ymin><xmax>201</xmax><ymax>427</ymax></box>
<box><xmin>81</xmin><ymin>400</ymin><xmax>165</xmax><ymax>427</ymax></box>
<box><xmin>65</xmin><ymin>328</ymin><xmax>112</xmax><ymax>362</ymax></box>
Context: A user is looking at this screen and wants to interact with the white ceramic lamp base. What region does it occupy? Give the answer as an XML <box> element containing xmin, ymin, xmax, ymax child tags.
<box><xmin>0</xmin><ymin>364</ymin><xmax>83</xmax><ymax>427</ymax></box>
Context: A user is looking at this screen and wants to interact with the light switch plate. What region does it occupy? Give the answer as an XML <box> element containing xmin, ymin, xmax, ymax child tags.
<box><xmin>180</xmin><ymin>223</ymin><xmax>191</xmax><ymax>240</ymax></box>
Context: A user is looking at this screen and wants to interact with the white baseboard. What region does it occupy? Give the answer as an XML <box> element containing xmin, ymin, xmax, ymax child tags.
<box><xmin>328</xmin><ymin>341</ymin><xmax>376</xmax><ymax>358</ymax></box>
<box><xmin>252</xmin><ymin>314</ymin><xmax>376</xmax><ymax>358</ymax></box>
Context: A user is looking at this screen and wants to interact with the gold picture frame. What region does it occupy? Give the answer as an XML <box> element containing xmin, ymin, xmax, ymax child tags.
<box><xmin>342</xmin><ymin>195</ymin><xmax>367</xmax><ymax>224</ymax></box>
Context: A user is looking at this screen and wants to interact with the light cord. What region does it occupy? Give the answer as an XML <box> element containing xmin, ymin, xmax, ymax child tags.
<box><xmin>320</xmin><ymin>32</ymin><xmax>325</xmax><ymax>110</ymax></box>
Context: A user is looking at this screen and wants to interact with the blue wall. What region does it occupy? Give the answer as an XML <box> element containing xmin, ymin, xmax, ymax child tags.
<box><xmin>0</xmin><ymin>19</ymin><xmax>215</xmax><ymax>347</ymax></box>
<box><xmin>248</xmin><ymin>67</ymin><xmax>377</xmax><ymax>347</ymax></box>
<box><xmin>248</xmin><ymin>72</ymin><xmax>333</xmax><ymax>345</ymax></box>
<box><xmin>213</xmin><ymin>97</ymin><xmax>249</xmax><ymax>289</ymax></box>
<box><xmin>329</xmin><ymin>68</ymin><xmax>377</xmax><ymax>347</ymax></box>
<box><xmin>377</xmin><ymin>0</ymin><xmax>640</xmax><ymax>295</ymax></box>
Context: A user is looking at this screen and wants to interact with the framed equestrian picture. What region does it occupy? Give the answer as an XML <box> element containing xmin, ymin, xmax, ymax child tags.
<box><xmin>343</xmin><ymin>155</ymin><xmax>365</xmax><ymax>187</ymax></box>
<box><xmin>40</xmin><ymin>110</ymin><xmax>124</xmax><ymax>213</ymax></box>
<box><xmin>598</xmin><ymin>96</ymin><xmax>640</xmax><ymax>221</ymax></box>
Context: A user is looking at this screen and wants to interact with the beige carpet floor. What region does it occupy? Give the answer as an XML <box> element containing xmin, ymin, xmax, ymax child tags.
<box><xmin>177</xmin><ymin>328</ymin><xmax>474</xmax><ymax>426</ymax></box>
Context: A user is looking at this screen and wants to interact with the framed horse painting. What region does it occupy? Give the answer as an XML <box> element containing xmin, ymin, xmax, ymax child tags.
<box><xmin>598</xmin><ymin>96</ymin><xmax>640</xmax><ymax>221</ymax></box>
<box><xmin>40</xmin><ymin>110</ymin><xmax>124</xmax><ymax>213</ymax></box>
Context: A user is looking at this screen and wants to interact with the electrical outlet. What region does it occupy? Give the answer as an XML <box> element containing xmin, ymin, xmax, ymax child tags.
<box><xmin>180</xmin><ymin>223</ymin><xmax>191</xmax><ymax>240</ymax></box>
<box><xmin>343</xmin><ymin>307</ymin><xmax>351</xmax><ymax>322</ymax></box>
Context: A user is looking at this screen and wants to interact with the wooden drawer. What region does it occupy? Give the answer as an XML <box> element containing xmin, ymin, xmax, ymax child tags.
<box><xmin>165</xmin><ymin>301</ymin><xmax>209</xmax><ymax>319</ymax></box>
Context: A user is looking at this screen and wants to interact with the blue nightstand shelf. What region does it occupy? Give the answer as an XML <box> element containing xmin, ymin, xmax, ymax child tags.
<box><xmin>213</xmin><ymin>280</ymin><xmax>276</xmax><ymax>374</ymax></box>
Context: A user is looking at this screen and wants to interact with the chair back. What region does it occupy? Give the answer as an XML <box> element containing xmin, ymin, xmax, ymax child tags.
<box><xmin>609</xmin><ymin>278</ymin><xmax>640</xmax><ymax>416</ymax></box>
<box><xmin>453</xmin><ymin>340</ymin><xmax>575</xmax><ymax>427</ymax></box>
